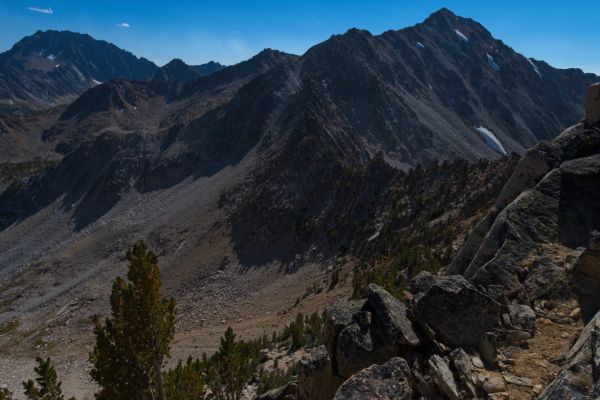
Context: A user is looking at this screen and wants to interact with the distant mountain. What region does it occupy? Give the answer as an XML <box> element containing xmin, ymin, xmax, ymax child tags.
<box><xmin>0</xmin><ymin>30</ymin><xmax>158</xmax><ymax>113</ymax></box>
<box><xmin>153</xmin><ymin>59</ymin><xmax>200</xmax><ymax>83</ymax></box>
<box><xmin>192</xmin><ymin>61</ymin><xmax>225</xmax><ymax>76</ymax></box>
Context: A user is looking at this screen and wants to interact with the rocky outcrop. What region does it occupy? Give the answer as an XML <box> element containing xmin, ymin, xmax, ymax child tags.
<box><xmin>322</xmin><ymin>300</ymin><xmax>366</xmax><ymax>377</ymax></box>
<box><xmin>585</xmin><ymin>83</ymin><xmax>600</xmax><ymax>128</ymax></box>
<box><xmin>332</xmin><ymin>357</ymin><xmax>412</xmax><ymax>400</ymax></box>
<box><xmin>573</xmin><ymin>231</ymin><xmax>600</xmax><ymax>320</ymax></box>
<box><xmin>409</xmin><ymin>274</ymin><xmax>504</xmax><ymax>364</ymax></box>
<box><xmin>289</xmin><ymin>90</ymin><xmax>600</xmax><ymax>400</ymax></box>
<box><xmin>257</xmin><ymin>382</ymin><xmax>299</xmax><ymax>400</ymax></box>
<box><xmin>364</xmin><ymin>284</ymin><xmax>421</xmax><ymax>348</ymax></box>
<box><xmin>538</xmin><ymin>311</ymin><xmax>600</xmax><ymax>399</ymax></box>
<box><xmin>454</xmin><ymin>123</ymin><xmax>600</xmax><ymax>301</ymax></box>
<box><xmin>297</xmin><ymin>346</ymin><xmax>341</xmax><ymax>400</ymax></box>
<box><xmin>427</xmin><ymin>354</ymin><xmax>461</xmax><ymax>399</ymax></box>
<box><xmin>317</xmin><ymin>283</ymin><xmax>506</xmax><ymax>399</ymax></box>
<box><xmin>322</xmin><ymin>285</ymin><xmax>421</xmax><ymax>379</ymax></box>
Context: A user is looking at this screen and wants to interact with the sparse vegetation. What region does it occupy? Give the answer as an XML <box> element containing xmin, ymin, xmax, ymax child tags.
<box><xmin>0</xmin><ymin>159</ymin><xmax>57</xmax><ymax>187</ymax></box>
<box><xmin>22</xmin><ymin>357</ymin><xmax>73</xmax><ymax>400</ymax></box>
<box><xmin>10</xmin><ymin>242</ymin><xmax>323</xmax><ymax>400</ymax></box>
<box><xmin>351</xmin><ymin>156</ymin><xmax>518</xmax><ymax>298</ymax></box>
<box><xmin>0</xmin><ymin>319</ymin><xmax>19</xmax><ymax>336</ymax></box>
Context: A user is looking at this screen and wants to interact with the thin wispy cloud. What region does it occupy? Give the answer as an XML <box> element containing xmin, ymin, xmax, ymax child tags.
<box><xmin>27</xmin><ymin>6</ymin><xmax>53</xmax><ymax>14</ymax></box>
<box><xmin>116</xmin><ymin>22</ymin><xmax>131</xmax><ymax>28</ymax></box>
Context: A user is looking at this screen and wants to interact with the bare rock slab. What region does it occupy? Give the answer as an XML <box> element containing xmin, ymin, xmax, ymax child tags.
<box><xmin>332</xmin><ymin>357</ymin><xmax>412</xmax><ymax>400</ymax></box>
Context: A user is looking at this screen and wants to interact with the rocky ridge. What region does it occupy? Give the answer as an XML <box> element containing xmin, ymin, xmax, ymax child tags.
<box><xmin>259</xmin><ymin>87</ymin><xmax>600</xmax><ymax>399</ymax></box>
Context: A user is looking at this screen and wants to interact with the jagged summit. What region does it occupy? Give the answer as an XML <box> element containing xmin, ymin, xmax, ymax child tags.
<box><xmin>0</xmin><ymin>30</ymin><xmax>157</xmax><ymax>113</ymax></box>
<box><xmin>191</xmin><ymin>60</ymin><xmax>225</xmax><ymax>76</ymax></box>
<box><xmin>153</xmin><ymin>58</ymin><xmax>199</xmax><ymax>83</ymax></box>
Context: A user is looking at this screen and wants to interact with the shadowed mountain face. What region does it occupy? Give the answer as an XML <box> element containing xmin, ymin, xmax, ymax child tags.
<box><xmin>0</xmin><ymin>30</ymin><xmax>158</xmax><ymax>113</ymax></box>
<box><xmin>0</xmin><ymin>8</ymin><xmax>598</xmax><ymax>259</ymax></box>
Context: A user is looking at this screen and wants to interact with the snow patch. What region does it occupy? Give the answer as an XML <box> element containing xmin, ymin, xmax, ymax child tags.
<box><xmin>46</xmin><ymin>54</ymin><xmax>55</xmax><ymax>60</ymax></box>
<box><xmin>55</xmin><ymin>64</ymin><xmax>61</xmax><ymax>68</ymax></box>
<box><xmin>367</xmin><ymin>231</ymin><xmax>380</xmax><ymax>242</ymax></box>
<box><xmin>415</xmin><ymin>41</ymin><xmax>425</xmax><ymax>49</ymax></box>
<box><xmin>486</xmin><ymin>53</ymin><xmax>500</xmax><ymax>71</ymax></box>
<box><xmin>454</xmin><ymin>29</ymin><xmax>469</xmax><ymax>42</ymax></box>
<box><xmin>91</xmin><ymin>79</ymin><xmax>102</xmax><ymax>85</ymax></box>
<box><xmin>475</xmin><ymin>126</ymin><xmax>507</xmax><ymax>155</ymax></box>
<box><xmin>528</xmin><ymin>58</ymin><xmax>542</xmax><ymax>77</ymax></box>
<box><xmin>367</xmin><ymin>224</ymin><xmax>383</xmax><ymax>242</ymax></box>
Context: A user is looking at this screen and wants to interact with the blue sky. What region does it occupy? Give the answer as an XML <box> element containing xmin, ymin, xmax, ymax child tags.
<box><xmin>1</xmin><ymin>1</ymin><xmax>599</xmax><ymax>73</ymax></box>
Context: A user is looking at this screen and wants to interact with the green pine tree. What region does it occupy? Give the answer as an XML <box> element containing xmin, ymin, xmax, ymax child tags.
<box><xmin>163</xmin><ymin>357</ymin><xmax>205</xmax><ymax>400</ymax></box>
<box><xmin>22</xmin><ymin>357</ymin><xmax>70</xmax><ymax>400</ymax></box>
<box><xmin>90</xmin><ymin>241</ymin><xmax>176</xmax><ymax>400</ymax></box>
<box><xmin>290</xmin><ymin>313</ymin><xmax>305</xmax><ymax>350</ymax></box>
<box><xmin>207</xmin><ymin>327</ymin><xmax>251</xmax><ymax>400</ymax></box>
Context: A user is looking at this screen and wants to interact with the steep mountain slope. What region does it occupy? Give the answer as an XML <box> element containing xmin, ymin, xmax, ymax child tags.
<box><xmin>256</xmin><ymin>88</ymin><xmax>600</xmax><ymax>400</ymax></box>
<box><xmin>0</xmin><ymin>30</ymin><xmax>158</xmax><ymax>113</ymax></box>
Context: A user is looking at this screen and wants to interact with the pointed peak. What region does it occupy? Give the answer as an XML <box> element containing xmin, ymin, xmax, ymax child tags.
<box><xmin>431</xmin><ymin>8</ymin><xmax>458</xmax><ymax>18</ymax></box>
<box><xmin>423</xmin><ymin>8</ymin><xmax>460</xmax><ymax>26</ymax></box>
<box><xmin>162</xmin><ymin>58</ymin><xmax>189</xmax><ymax>68</ymax></box>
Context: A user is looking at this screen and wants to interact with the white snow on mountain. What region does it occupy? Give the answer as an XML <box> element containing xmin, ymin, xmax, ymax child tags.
<box><xmin>416</xmin><ymin>41</ymin><xmax>425</xmax><ymax>49</ymax></box>
<box><xmin>528</xmin><ymin>58</ymin><xmax>542</xmax><ymax>77</ymax></box>
<box><xmin>475</xmin><ymin>126</ymin><xmax>507</xmax><ymax>155</ymax></box>
<box><xmin>454</xmin><ymin>29</ymin><xmax>469</xmax><ymax>42</ymax></box>
<box><xmin>487</xmin><ymin>54</ymin><xmax>500</xmax><ymax>71</ymax></box>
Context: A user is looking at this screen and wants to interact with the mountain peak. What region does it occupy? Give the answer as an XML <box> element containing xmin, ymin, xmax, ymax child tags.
<box><xmin>0</xmin><ymin>30</ymin><xmax>158</xmax><ymax>113</ymax></box>
<box><xmin>421</xmin><ymin>7</ymin><xmax>462</xmax><ymax>28</ymax></box>
<box><xmin>152</xmin><ymin>58</ymin><xmax>198</xmax><ymax>83</ymax></box>
<box><xmin>430</xmin><ymin>7</ymin><xmax>458</xmax><ymax>18</ymax></box>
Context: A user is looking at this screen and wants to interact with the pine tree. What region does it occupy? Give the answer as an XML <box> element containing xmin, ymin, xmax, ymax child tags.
<box><xmin>207</xmin><ymin>327</ymin><xmax>251</xmax><ymax>400</ymax></box>
<box><xmin>22</xmin><ymin>357</ymin><xmax>70</xmax><ymax>400</ymax></box>
<box><xmin>290</xmin><ymin>313</ymin><xmax>305</xmax><ymax>350</ymax></box>
<box><xmin>163</xmin><ymin>357</ymin><xmax>205</xmax><ymax>400</ymax></box>
<box><xmin>90</xmin><ymin>241</ymin><xmax>176</xmax><ymax>400</ymax></box>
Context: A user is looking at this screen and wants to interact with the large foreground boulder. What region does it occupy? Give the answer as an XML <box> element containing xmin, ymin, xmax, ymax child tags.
<box><xmin>332</xmin><ymin>357</ymin><xmax>412</xmax><ymax>400</ymax></box>
<box><xmin>409</xmin><ymin>274</ymin><xmax>504</xmax><ymax>363</ymax></box>
<box><xmin>323</xmin><ymin>284</ymin><xmax>423</xmax><ymax>379</ymax></box>
<box><xmin>297</xmin><ymin>345</ymin><xmax>341</xmax><ymax>400</ymax></box>
<box><xmin>323</xmin><ymin>300</ymin><xmax>366</xmax><ymax>376</ymax></box>
<box><xmin>364</xmin><ymin>284</ymin><xmax>421</xmax><ymax>348</ymax></box>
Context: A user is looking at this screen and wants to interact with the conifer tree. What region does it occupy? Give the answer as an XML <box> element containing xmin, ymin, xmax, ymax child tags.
<box><xmin>90</xmin><ymin>241</ymin><xmax>176</xmax><ymax>400</ymax></box>
<box><xmin>207</xmin><ymin>327</ymin><xmax>251</xmax><ymax>400</ymax></box>
<box><xmin>163</xmin><ymin>357</ymin><xmax>205</xmax><ymax>400</ymax></box>
<box><xmin>22</xmin><ymin>357</ymin><xmax>70</xmax><ymax>400</ymax></box>
<box><xmin>290</xmin><ymin>313</ymin><xmax>305</xmax><ymax>350</ymax></box>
